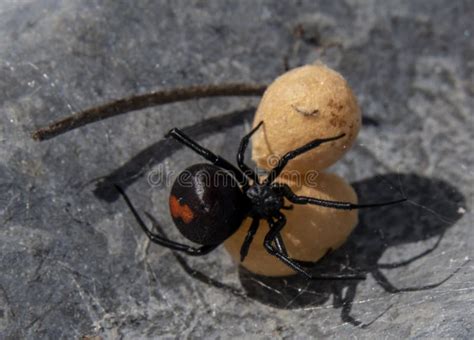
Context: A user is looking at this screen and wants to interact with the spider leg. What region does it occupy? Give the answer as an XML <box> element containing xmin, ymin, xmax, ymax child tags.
<box><xmin>263</xmin><ymin>213</ymin><xmax>365</xmax><ymax>280</ymax></box>
<box><xmin>240</xmin><ymin>218</ymin><xmax>260</xmax><ymax>262</ymax></box>
<box><xmin>275</xmin><ymin>183</ymin><xmax>406</xmax><ymax>210</ymax></box>
<box><xmin>272</xmin><ymin>225</ymin><xmax>356</xmax><ymax>270</ymax></box>
<box><xmin>274</xmin><ymin>232</ymin><xmax>288</xmax><ymax>256</ymax></box>
<box><xmin>264</xmin><ymin>133</ymin><xmax>345</xmax><ymax>184</ymax></box>
<box><xmin>237</xmin><ymin>121</ymin><xmax>263</xmax><ymax>183</ymax></box>
<box><xmin>115</xmin><ymin>185</ymin><xmax>219</xmax><ymax>256</ymax></box>
<box><xmin>166</xmin><ymin>128</ymin><xmax>248</xmax><ymax>187</ymax></box>
<box><xmin>274</xmin><ymin>231</ymin><xmax>326</xmax><ymax>270</ymax></box>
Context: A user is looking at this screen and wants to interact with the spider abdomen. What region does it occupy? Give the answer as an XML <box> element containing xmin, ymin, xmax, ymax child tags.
<box><xmin>169</xmin><ymin>163</ymin><xmax>248</xmax><ymax>245</ymax></box>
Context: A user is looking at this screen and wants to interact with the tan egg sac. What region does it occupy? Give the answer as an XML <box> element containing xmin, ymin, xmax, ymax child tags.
<box><xmin>252</xmin><ymin>63</ymin><xmax>361</xmax><ymax>172</ymax></box>
<box><xmin>224</xmin><ymin>172</ymin><xmax>358</xmax><ymax>277</ymax></box>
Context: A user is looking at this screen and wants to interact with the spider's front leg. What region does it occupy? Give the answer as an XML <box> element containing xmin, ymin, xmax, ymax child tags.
<box><xmin>236</xmin><ymin>121</ymin><xmax>263</xmax><ymax>184</ymax></box>
<box><xmin>264</xmin><ymin>134</ymin><xmax>345</xmax><ymax>184</ymax></box>
<box><xmin>166</xmin><ymin>128</ymin><xmax>248</xmax><ymax>187</ymax></box>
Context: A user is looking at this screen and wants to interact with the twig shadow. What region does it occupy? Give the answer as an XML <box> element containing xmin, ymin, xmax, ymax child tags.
<box><xmin>92</xmin><ymin>107</ymin><xmax>255</xmax><ymax>202</ymax></box>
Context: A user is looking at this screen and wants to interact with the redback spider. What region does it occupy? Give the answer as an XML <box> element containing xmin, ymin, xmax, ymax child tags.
<box><xmin>31</xmin><ymin>81</ymin><xmax>468</xmax><ymax>328</ymax></box>
<box><xmin>115</xmin><ymin>121</ymin><xmax>406</xmax><ymax>280</ymax></box>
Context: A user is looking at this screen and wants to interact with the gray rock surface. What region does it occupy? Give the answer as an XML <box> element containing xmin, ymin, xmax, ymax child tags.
<box><xmin>0</xmin><ymin>1</ymin><xmax>472</xmax><ymax>338</ymax></box>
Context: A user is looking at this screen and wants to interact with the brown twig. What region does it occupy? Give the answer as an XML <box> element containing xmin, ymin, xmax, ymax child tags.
<box><xmin>32</xmin><ymin>83</ymin><xmax>267</xmax><ymax>141</ymax></box>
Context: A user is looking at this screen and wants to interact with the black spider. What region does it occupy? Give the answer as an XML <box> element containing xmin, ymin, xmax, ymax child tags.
<box><xmin>115</xmin><ymin>121</ymin><xmax>406</xmax><ymax>280</ymax></box>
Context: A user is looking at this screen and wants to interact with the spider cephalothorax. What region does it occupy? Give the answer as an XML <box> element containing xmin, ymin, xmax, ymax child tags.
<box><xmin>246</xmin><ymin>184</ymin><xmax>284</xmax><ymax>218</ymax></box>
<box><xmin>116</xmin><ymin>121</ymin><xmax>405</xmax><ymax>279</ymax></box>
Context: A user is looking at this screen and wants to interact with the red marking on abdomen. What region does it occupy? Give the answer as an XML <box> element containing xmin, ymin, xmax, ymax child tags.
<box><xmin>169</xmin><ymin>195</ymin><xmax>194</xmax><ymax>224</ymax></box>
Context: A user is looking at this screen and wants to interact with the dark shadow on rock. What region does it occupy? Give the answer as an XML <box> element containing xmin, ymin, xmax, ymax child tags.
<box><xmin>92</xmin><ymin>107</ymin><xmax>255</xmax><ymax>202</ymax></box>
<box><xmin>238</xmin><ymin>173</ymin><xmax>465</xmax><ymax>326</ymax></box>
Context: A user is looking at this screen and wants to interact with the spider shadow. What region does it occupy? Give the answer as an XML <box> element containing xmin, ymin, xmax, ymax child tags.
<box><xmin>238</xmin><ymin>173</ymin><xmax>466</xmax><ymax>326</ymax></box>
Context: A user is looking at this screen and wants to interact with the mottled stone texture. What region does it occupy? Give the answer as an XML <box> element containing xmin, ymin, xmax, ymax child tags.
<box><xmin>0</xmin><ymin>1</ymin><xmax>472</xmax><ymax>338</ymax></box>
